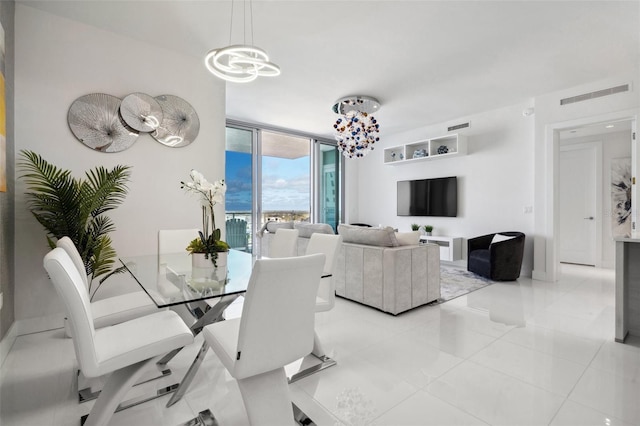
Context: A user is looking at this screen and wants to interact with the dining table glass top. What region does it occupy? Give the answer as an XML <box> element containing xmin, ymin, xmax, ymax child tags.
<box><xmin>120</xmin><ymin>249</ymin><xmax>254</xmax><ymax>308</ymax></box>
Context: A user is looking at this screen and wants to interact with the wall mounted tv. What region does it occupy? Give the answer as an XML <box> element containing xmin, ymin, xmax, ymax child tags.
<box><xmin>397</xmin><ymin>176</ymin><xmax>458</xmax><ymax>217</ymax></box>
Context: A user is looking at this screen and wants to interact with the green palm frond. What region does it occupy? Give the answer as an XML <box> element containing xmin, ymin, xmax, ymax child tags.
<box><xmin>89</xmin><ymin>235</ymin><xmax>117</xmax><ymax>283</ymax></box>
<box><xmin>19</xmin><ymin>150</ymin><xmax>131</xmax><ymax>295</ymax></box>
<box><xmin>83</xmin><ymin>165</ymin><xmax>131</xmax><ymax>217</ymax></box>
<box><xmin>19</xmin><ymin>151</ymin><xmax>85</xmax><ymax>241</ymax></box>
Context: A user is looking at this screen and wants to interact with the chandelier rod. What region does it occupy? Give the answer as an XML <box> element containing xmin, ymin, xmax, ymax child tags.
<box><xmin>228</xmin><ymin>0</ymin><xmax>234</xmax><ymax>45</ymax></box>
<box><xmin>249</xmin><ymin>0</ymin><xmax>255</xmax><ymax>47</ymax></box>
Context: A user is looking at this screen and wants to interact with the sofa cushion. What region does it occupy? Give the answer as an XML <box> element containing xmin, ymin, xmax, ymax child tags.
<box><xmin>294</xmin><ymin>222</ymin><xmax>335</xmax><ymax>238</ymax></box>
<box><xmin>395</xmin><ymin>231</ymin><xmax>420</xmax><ymax>246</ymax></box>
<box><xmin>338</xmin><ymin>224</ymin><xmax>399</xmax><ymax>247</ymax></box>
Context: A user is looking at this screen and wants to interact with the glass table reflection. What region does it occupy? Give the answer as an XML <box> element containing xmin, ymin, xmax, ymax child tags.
<box><xmin>120</xmin><ymin>249</ymin><xmax>254</xmax><ymax>308</ymax></box>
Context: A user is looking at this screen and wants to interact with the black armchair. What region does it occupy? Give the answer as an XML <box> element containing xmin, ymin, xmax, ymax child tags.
<box><xmin>467</xmin><ymin>232</ymin><xmax>525</xmax><ymax>281</ymax></box>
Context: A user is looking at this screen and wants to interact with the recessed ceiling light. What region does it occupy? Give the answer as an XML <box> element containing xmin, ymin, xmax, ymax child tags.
<box><xmin>605</xmin><ymin>124</ymin><xmax>615</xmax><ymax>128</ymax></box>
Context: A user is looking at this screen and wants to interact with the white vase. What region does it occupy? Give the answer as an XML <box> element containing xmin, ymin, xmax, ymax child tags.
<box><xmin>191</xmin><ymin>251</ymin><xmax>228</xmax><ymax>269</ymax></box>
<box><xmin>216</xmin><ymin>251</ymin><xmax>228</xmax><ymax>269</ymax></box>
<box><xmin>190</xmin><ymin>252</ymin><xmax>228</xmax><ymax>292</ymax></box>
<box><xmin>192</xmin><ymin>253</ymin><xmax>214</xmax><ymax>269</ymax></box>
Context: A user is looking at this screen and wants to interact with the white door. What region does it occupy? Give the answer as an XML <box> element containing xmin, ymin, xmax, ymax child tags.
<box><xmin>559</xmin><ymin>143</ymin><xmax>598</xmax><ymax>265</ymax></box>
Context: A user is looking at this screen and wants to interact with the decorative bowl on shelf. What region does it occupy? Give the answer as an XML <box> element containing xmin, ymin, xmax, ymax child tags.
<box><xmin>413</xmin><ymin>149</ymin><xmax>428</xmax><ymax>158</ymax></box>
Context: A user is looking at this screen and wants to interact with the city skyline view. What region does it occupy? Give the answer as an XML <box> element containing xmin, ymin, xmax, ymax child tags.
<box><xmin>225</xmin><ymin>150</ymin><xmax>311</xmax><ymax>214</ymax></box>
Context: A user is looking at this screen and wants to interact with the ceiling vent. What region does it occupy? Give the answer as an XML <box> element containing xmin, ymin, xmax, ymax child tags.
<box><xmin>560</xmin><ymin>84</ymin><xmax>630</xmax><ymax>106</ymax></box>
<box><xmin>447</xmin><ymin>121</ymin><xmax>470</xmax><ymax>132</ymax></box>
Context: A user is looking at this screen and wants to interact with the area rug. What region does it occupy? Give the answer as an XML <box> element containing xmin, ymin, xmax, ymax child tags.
<box><xmin>437</xmin><ymin>265</ymin><xmax>494</xmax><ymax>303</ymax></box>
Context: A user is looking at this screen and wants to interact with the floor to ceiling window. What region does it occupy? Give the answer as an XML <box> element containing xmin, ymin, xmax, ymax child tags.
<box><xmin>316</xmin><ymin>141</ymin><xmax>341</xmax><ymax>231</ymax></box>
<box><xmin>260</xmin><ymin>130</ymin><xmax>311</xmax><ymax>223</ymax></box>
<box><xmin>225</xmin><ymin>122</ymin><xmax>343</xmax><ymax>253</ymax></box>
<box><xmin>224</xmin><ymin>126</ymin><xmax>253</xmax><ymax>251</ymax></box>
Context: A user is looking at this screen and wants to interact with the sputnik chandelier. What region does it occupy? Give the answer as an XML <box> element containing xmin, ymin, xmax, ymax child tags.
<box><xmin>332</xmin><ymin>96</ymin><xmax>381</xmax><ymax>158</ymax></box>
<box><xmin>204</xmin><ymin>0</ymin><xmax>280</xmax><ymax>83</ymax></box>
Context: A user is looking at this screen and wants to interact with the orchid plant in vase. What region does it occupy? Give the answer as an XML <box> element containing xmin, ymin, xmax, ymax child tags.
<box><xmin>181</xmin><ymin>170</ymin><xmax>230</xmax><ymax>267</ymax></box>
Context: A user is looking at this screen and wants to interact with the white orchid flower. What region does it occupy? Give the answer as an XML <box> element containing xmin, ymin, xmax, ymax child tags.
<box><xmin>183</xmin><ymin>171</ymin><xmax>226</xmax><ymax>242</ymax></box>
<box><xmin>202</xmin><ymin>181</ymin><xmax>216</xmax><ymax>193</ymax></box>
<box><xmin>212</xmin><ymin>181</ymin><xmax>226</xmax><ymax>196</ymax></box>
<box><xmin>190</xmin><ymin>170</ymin><xmax>205</xmax><ymax>186</ymax></box>
<box><xmin>212</xmin><ymin>192</ymin><xmax>224</xmax><ymax>204</ymax></box>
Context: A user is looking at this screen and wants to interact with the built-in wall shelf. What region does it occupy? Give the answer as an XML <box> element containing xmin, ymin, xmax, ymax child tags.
<box><xmin>383</xmin><ymin>134</ymin><xmax>467</xmax><ymax>165</ymax></box>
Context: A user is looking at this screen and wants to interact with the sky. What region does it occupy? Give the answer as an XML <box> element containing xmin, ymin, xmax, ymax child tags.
<box><xmin>225</xmin><ymin>151</ymin><xmax>310</xmax><ymax>213</ymax></box>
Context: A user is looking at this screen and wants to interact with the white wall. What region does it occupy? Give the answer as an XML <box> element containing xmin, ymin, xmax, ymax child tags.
<box><xmin>349</xmin><ymin>73</ymin><xmax>639</xmax><ymax>281</ymax></box>
<box><xmin>350</xmin><ymin>101</ymin><xmax>536</xmax><ymax>275</ymax></box>
<box><xmin>560</xmin><ymin>130</ymin><xmax>632</xmax><ymax>268</ymax></box>
<box><xmin>533</xmin><ymin>72</ymin><xmax>639</xmax><ymax>281</ymax></box>
<box><xmin>14</xmin><ymin>5</ymin><xmax>226</xmax><ymax>326</ymax></box>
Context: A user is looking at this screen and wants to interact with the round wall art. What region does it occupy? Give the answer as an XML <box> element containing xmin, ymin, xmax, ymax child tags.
<box><xmin>68</xmin><ymin>93</ymin><xmax>139</xmax><ymax>153</ymax></box>
<box><xmin>151</xmin><ymin>95</ymin><xmax>200</xmax><ymax>148</ymax></box>
<box><xmin>119</xmin><ymin>92</ymin><xmax>163</xmax><ymax>132</ymax></box>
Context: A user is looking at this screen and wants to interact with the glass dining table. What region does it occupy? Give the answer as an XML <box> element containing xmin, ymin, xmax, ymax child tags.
<box><xmin>120</xmin><ymin>249</ymin><xmax>255</xmax><ymax>408</ymax></box>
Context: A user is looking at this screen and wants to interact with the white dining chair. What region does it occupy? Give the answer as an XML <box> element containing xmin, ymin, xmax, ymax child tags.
<box><xmin>158</xmin><ymin>229</ymin><xmax>202</xmax><ymax>323</ymax></box>
<box><xmin>56</xmin><ymin>237</ymin><xmax>157</xmax><ymax>331</ymax></box>
<box><xmin>202</xmin><ymin>253</ymin><xmax>325</xmax><ymax>425</ymax></box>
<box><xmin>44</xmin><ymin>248</ymin><xmax>194</xmax><ymax>426</ymax></box>
<box><xmin>268</xmin><ymin>228</ymin><xmax>299</xmax><ymax>258</ymax></box>
<box><xmin>289</xmin><ymin>233</ymin><xmax>342</xmax><ymax>382</ymax></box>
<box><xmin>57</xmin><ymin>237</ymin><xmax>165</xmax><ymax>404</ymax></box>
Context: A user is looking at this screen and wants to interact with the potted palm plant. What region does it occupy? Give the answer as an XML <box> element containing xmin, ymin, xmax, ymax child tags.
<box><xmin>19</xmin><ymin>150</ymin><xmax>131</xmax><ymax>299</ymax></box>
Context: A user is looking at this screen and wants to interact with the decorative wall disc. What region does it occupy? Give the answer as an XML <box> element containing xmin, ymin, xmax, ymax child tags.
<box><xmin>151</xmin><ymin>95</ymin><xmax>200</xmax><ymax>148</ymax></box>
<box><xmin>68</xmin><ymin>93</ymin><xmax>139</xmax><ymax>153</ymax></box>
<box><xmin>119</xmin><ymin>92</ymin><xmax>163</xmax><ymax>132</ymax></box>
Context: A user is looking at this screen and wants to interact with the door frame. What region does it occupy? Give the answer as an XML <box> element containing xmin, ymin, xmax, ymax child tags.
<box><xmin>541</xmin><ymin>109</ymin><xmax>638</xmax><ymax>282</ymax></box>
<box><xmin>558</xmin><ymin>141</ymin><xmax>603</xmax><ymax>267</ymax></box>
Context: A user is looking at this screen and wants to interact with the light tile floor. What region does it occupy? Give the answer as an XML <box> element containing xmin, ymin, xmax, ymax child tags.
<box><xmin>2</xmin><ymin>263</ymin><xmax>640</xmax><ymax>426</ymax></box>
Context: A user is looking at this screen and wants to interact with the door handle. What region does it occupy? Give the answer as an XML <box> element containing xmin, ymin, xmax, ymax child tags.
<box><xmin>583</xmin><ymin>216</ymin><xmax>594</xmax><ymax>220</ymax></box>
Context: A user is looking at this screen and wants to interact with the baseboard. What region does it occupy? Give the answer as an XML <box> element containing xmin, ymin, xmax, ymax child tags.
<box><xmin>600</xmin><ymin>260</ymin><xmax>614</xmax><ymax>269</ymax></box>
<box><xmin>532</xmin><ymin>269</ymin><xmax>547</xmax><ymax>281</ymax></box>
<box><xmin>0</xmin><ymin>321</ymin><xmax>18</xmax><ymax>369</ymax></box>
<box><xmin>16</xmin><ymin>312</ymin><xmax>65</xmax><ymax>336</ymax></box>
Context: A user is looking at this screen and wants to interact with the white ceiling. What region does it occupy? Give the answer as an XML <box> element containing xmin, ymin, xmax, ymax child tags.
<box><xmin>19</xmin><ymin>0</ymin><xmax>640</xmax><ymax>140</ymax></box>
<box><xmin>559</xmin><ymin>119</ymin><xmax>633</xmax><ymax>140</ymax></box>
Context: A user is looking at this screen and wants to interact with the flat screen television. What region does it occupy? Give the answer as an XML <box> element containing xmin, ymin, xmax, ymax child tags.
<box><xmin>397</xmin><ymin>176</ymin><xmax>457</xmax><ymax>217</ymax></box>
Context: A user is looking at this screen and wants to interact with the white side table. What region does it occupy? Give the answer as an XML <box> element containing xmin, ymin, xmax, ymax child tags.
<box><xmin>419</xmin><ymin>235</ymin><xmax>462</xmax><ymax>261</ymax></box>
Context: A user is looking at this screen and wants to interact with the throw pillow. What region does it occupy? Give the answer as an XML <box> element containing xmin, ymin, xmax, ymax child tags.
<box><xmin>491</xmin><ymin>233</ymin><xmax>516</xmax><ymax>245</ymax></box>
<box><xmin>395</xmin><ymin>231</ymin><xmax>420</xmax><ymax>246</ymax></box>
<box><xmin>294</xmin><ymin>222</ymin><xmax>335</xmax><ymax>238</ymax></box>
<box><xmin>337</xmin><ymin>224</ymin><xmax>399</xmax><ymax>247</ymax></box>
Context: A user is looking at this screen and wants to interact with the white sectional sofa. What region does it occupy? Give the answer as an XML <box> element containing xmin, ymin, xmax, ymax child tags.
<box><xmin>258</xmin><ymin>221</ymin><xmax>335</xmax><ymax>257</ymax></box>
<box><xmin>334</xmin><ymin>225</ymin><xmax>440</xmax><ymax>315</ymax></box>
<box><xmin>258</xmin><ymin>222</ymin><xmax>441</xmax><ymax>315</ymax></box>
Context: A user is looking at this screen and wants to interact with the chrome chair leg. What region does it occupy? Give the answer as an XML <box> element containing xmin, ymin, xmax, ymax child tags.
<box><xmin>77</xmin><ymin>365</ymin><xmax>172</xmax><ymax>403</ymax></box>
<box><xmin>166</xmin><ymin>341</ymin><xmax>210</xmax><ymax>407</ymax></box>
